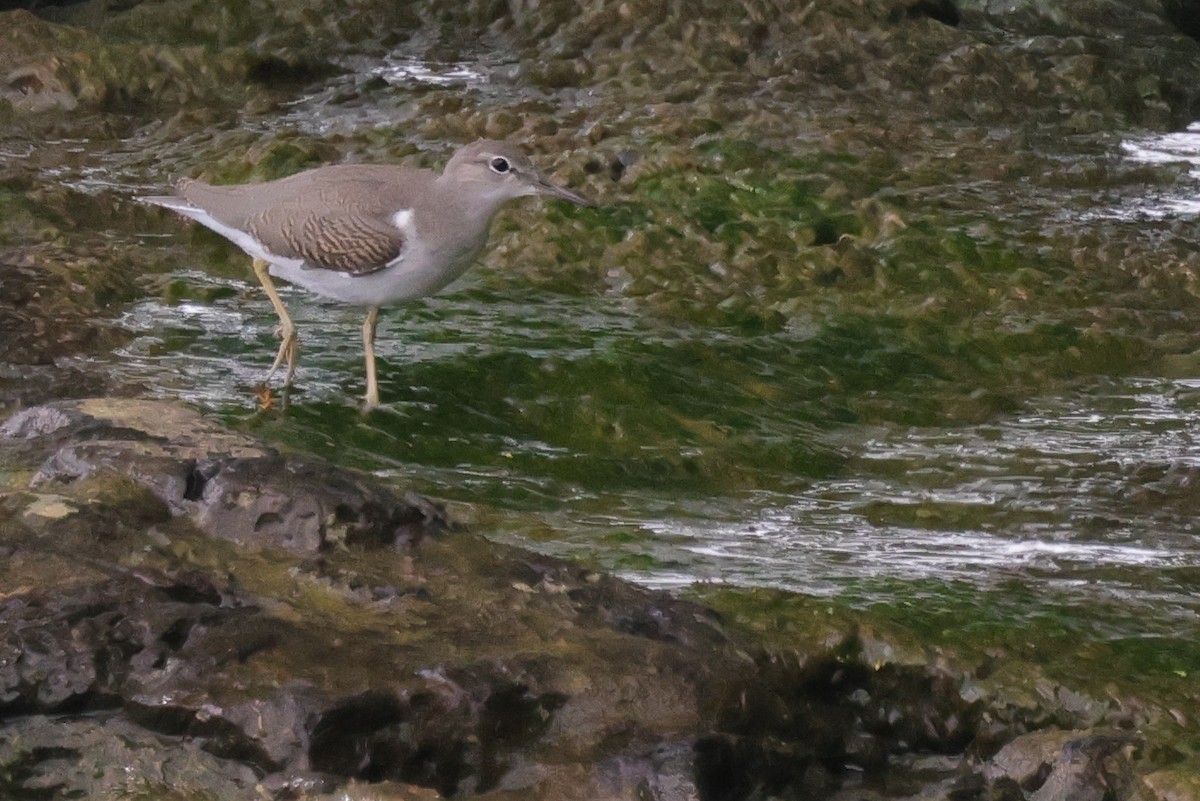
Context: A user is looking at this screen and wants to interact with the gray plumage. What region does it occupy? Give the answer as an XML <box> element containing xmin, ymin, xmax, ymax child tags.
<box><xmin>173</xmin><ymin>166</ymin><xmax>414</xmax><ymax>275</ymax></box>
<box><xmin>140</xmin><ymin>139</ymin><xmax>594</xmax><ymax>406</ymax></box>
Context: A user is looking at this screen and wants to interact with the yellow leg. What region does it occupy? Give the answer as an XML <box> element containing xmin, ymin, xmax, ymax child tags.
<box><xmin>362</xmin><ymin>306</ymin><xmax>380</xmax><ymax>407</ymax></box>
<box><xmin>251</xmin><ymin>258</ymin><xmax>298</xmax><ymax>385</ymax></box>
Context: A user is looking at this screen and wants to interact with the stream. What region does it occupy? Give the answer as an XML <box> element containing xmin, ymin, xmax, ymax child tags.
<box><xmin>6</xmin><ymin>40</ymin><xmax>1200</xmax><ymax>677</ymax></box>
<box><xmin>89</xmin><ymin>123</ymin><xmax>1200</xmax><ymax>654</ymax></box>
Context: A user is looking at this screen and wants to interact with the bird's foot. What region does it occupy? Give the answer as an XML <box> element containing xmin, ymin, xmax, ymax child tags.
<box><xmin>252</xmin><ymin>383</ymin><xmax>275</xmax><ymax>412</ymax></box>
<box><xmin>265</xmin><ymin>325</ymin><xmax>299</xmax><ymax>385</ymax></box>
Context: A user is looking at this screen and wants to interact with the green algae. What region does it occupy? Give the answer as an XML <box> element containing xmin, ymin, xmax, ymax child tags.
<box><xmin>488</xmin><ymin>134</ymin><xmax>1172</xmax><ymax>419</ymax></box>
<box><xmin>152</xmin><ymin>128</ymin><xmax>1196</xmax><ymax>570</ymax></box>
<box><xmin>693</xmin><ymin>581</ymin><xmax>1200</xmax><ymax>761</ymax></box>
<box><xmin>5</xmin><ymin>0</ymin><xmax>1200</xmax><ymax>791</ymax></box>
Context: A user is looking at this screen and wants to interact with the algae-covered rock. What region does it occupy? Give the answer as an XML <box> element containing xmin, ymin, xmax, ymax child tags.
<box><xmin>3</xmin><ymin>0</ymin><xmax>1200</xmax><ymax>794</ymax></box>
<box><xmin>0</xmin><ymin>9</ymin><xmax>246</xmax><ymax>114</ymax></box>
<box><xmin>19</xmin><ymin>0</ymin><xmax>1200</xmax><ymax>128</ymax></box>
<box><xmin>3</xmin><ymin>397</ymin><xmax>1179</xmax><ymax>800</ymax></box>
<box><xmin>0</xmin><ymin>399</ymin><xmax>900</xmax><ymax>798</ymax></box>
<box><xmin>3</xmin><ymin>399</ymin><xmax>442</xmax><ymax>549</ymax></box>
<box><xmin>1138</xmin><ymin>763</ymin><xmax>1200</xmax><ymax>801</ymax></box>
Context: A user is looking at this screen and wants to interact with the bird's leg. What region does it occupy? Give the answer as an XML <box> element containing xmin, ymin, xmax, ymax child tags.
<box><xmin>251</xmin><ymin>258</ymin><xmax>298</xmax><ymax>386</ymax></box>
<box><xmin>362</xmin><ymin>306</ymin><xmax>380</xmax><ymax>408</ymax></box>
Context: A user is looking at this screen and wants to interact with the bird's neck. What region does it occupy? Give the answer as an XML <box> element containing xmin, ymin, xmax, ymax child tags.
<box><xmin>420</xmin><ymin>176</ymin><xmax>508</xmax><ymax>260</ymax></box>
<box><xmin>433</xmin><ymin>174</ymin><xmax>511</xmax><ymax>227</ymax></box>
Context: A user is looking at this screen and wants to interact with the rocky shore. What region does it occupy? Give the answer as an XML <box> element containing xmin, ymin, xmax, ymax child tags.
<box><xmin>3</xmin><ymin>0</ymin><xmax>1200</xmax><ymax>797</ymax></box>
<box><xmin>0</xmin><ymin>398</ymin><xmax>1192</xmax><ymax>800</ymax></box>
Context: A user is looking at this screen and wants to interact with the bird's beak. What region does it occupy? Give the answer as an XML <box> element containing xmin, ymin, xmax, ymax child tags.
<box><xmin>532</xmin><ymin>174</ymin><xmax>596</xmax><ymax>207</ymax></box>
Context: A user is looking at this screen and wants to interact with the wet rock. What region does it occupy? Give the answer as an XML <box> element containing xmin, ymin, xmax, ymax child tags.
<box><xmin>0</xmin><ymin>397</ymin><xmax>1109</xmax><ymax>800</ymax></box>
<box><xmin>0</xmin><ymin>399</ymin><xmax>793</xmax><ymax>796</ymax></box>
<box><xmin>0</xmin><ymin>714</ymin><xmax>261</xmax><ymax>799</ymax></box>
<box><xmin>2</xmin><ymin>398</ymin><xmax>445</xmax><ymax>550</ymax></box>
<box><xmin>0</xmin><ymin>571</ymin><xmax>219</xmax><ymax>716</ymax></box>
<box><xmin>983</xmin><ymin>729</ymin><xmax>1142</xmax><ymax>800</ymax></box>
<box><xmin>984</xmin><ymin>728</ymin><xmax>1083</xmax><ymax>789</ymax></box>
<box><xmin>1029</xmin><ymin>732</ymin><xmax>1141</xmax><ymax>801</ymax></box>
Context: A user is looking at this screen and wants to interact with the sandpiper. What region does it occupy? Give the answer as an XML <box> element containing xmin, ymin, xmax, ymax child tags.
<box><xmin>142</xmin><ymin>139</ymin><xmax>594</xmax><ymax>407</ymax></box>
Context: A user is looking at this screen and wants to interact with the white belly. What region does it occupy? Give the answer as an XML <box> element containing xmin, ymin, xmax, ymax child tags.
<box><xmin>266</xmin><ymin>212</ymin><xmax>487</xmax><ymax>307</ymax></box>
<box><xmin>159</xmin><ymin>197</ymin><xmax>490</xmax><ymax>307</ymax></box>
<box><xmin>266</xmin><ymin>243</ymin><xmax>480</xmax><ymax>307</ymax></box>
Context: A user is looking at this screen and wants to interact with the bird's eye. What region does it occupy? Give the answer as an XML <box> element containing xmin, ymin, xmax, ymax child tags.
<box><xmin>489</xmin><ymin>157</ymin><xmax>511</xmax><ymax>174</ymax></box>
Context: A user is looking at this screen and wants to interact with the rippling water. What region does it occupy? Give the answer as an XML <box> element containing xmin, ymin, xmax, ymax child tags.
<box><xmin>1117</xmin><ymin>122</ymin><xmax>1200</xmax><ymax>218</ymax></box>
<box><xmin>110</xmin><ymin>260</ymin><xmax>1200</xmax><ymax>639</ymax></box>
<box><xmin>32</xmin><ymin>46</ymin><xmax>1200</xmax><ymax>652</ymax></box>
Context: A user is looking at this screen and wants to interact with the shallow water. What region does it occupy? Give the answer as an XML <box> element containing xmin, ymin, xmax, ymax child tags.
<box><xmin>109</xmin><ymin>257</ymin><xmax>1200</xmax><ymax>643</ymax></box>
<box><xmin>12</xmin><ymin>38</ymin><xmax>1200</xmax><ymax>666</ymax></box>
<box><xmin>1119</xmin><ymin>122</ymin><xmax>1200</xmax><ymax>218</ymax></box>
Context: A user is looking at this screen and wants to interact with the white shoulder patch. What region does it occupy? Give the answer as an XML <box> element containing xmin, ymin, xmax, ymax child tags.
<box><xmin>384</xmin><ymin>208</ymin><xmax>417</xmax><ymax>270</ymax></box>
<box><xmin>391</xmin><ymin>208</ymin><xmax>415</xmax><ymax>232</ymax></box>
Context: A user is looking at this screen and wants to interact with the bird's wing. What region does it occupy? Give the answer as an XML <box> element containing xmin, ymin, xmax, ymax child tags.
<box><xmin>246</xmin><ymin>207</ymin><xmax>406</xmax><ymax>276</ymax></box>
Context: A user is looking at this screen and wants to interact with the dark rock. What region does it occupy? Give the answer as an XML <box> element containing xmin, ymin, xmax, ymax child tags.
<box><xmin>2</xmin><ymin>399</ymin><xmax>446</xmax><ymax>550</ymax></box>
<box><xmin>245</xmin><ymin>53</ymin><xmax>344</xmax><ymax>86</ymax></box>
<box><xmin>890</xmin><ymin>0</ymin><xmax>962</xmax><ymax>26</ymax></box>
<box><xmin>0</xmin><ymin>397</ymin><xmax>1057</xmax><ymax>800</ymax></box>
<box><xmin>1162</xmin><ymin>0</ymin><xmax>1200</xmax><ymax>40</ymax></box>
<box><xmin>1029</xmin><ymin>732</ymin><xmax>1140</xmax><ymax>801</ymax></box>
<box><xmin>983</xmin><ymin>728</ymin><xmax>1141</xmax><ymax>800</ymax></box>
<box><xmin>0</xmin><ymin>569</ymin><xmax>262</xmax><ymax>719</ymax></box>
<box><xmin>0</xmin><ymin>714</ymin><xmax>260</xmax><ymax>799</ymax></box>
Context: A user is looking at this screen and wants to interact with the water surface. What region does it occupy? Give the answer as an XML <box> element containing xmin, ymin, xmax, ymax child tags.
<box><xmin>16</xmin><ymin>46</ymin><xmax>1200</xmax><ymax>668</ymax></box>
<box><xmin>110</xmin><ymin>263</ymin><xmax>1200</xmax><ymax>643</ymax></box>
